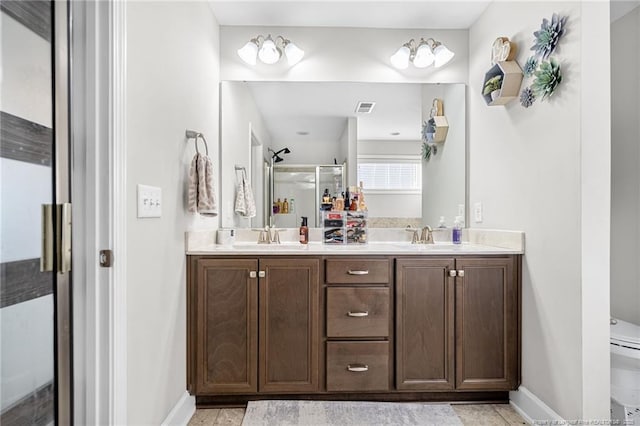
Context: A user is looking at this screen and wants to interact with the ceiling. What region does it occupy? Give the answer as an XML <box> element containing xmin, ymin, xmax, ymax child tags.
<box><xmin>246</xmin><ymin>82</ymin><xmax>424</xmax><ymax>143</ymax></box>
<box><xmin>208</xmin><ymin>1</ymin><xmax>491</xmax><ymax>29</ymax></box>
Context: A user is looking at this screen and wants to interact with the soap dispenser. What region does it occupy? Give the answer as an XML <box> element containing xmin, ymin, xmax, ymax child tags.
<box><xmin>452</xmin><ymin>216</ymin><xmax>463</xmax><ymax>245</ymax></box>
<box><xmin>299</xmin><ymin>216</ymin><xmax>309</xmax><ymax>244</ymax></box>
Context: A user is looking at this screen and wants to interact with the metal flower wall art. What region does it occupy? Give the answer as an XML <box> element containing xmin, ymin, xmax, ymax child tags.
<box><xmin>531</xmin><ymin>58</ymin><xmax>562</xmax><ymax>101</ymax></box>
<box><xmin>523</xmin><ymin>56</ymin><xmax>538</xmax><ymax>77</ymax></box>
<box><xmin>519</xmin><ymin>13</ymin><xmax>568</xmax><ymax>108</ymax></box>
<box><xmin>531</xmin><ymin>13</ymin><xmax>567</xmax><ymax>59</ymax></box>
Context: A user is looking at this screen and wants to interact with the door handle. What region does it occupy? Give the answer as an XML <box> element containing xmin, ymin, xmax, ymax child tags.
<box><xmin>347</xmin><ymin>270</ymin><xmax>369</xmax><ymax>275</ymax></box>
<box><xmin>458</xmin><ymin>270</ymin><xmax>465</xmax><ymax>277</ymax></box>
<box><xmin>347</xmin><ymin>311</ymin><xmax>369</xmax><ymax>317</ymax></box>
<box><xmin>258</xmin><ymin>271</ymin><xmax>266</xmax><ymax>278</ymax></box>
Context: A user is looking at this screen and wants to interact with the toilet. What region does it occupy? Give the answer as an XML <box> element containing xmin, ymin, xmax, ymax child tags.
<box><xmin>610</xmin><ymin>317</ymin><xmax>640</xmax><ymax>423</ymax></box>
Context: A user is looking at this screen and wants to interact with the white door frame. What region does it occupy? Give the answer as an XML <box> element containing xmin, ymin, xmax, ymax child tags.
<box><xmin>71</xmin><ymin>1</ymin><xmax>127</xmax><ymax>424</ymax></box>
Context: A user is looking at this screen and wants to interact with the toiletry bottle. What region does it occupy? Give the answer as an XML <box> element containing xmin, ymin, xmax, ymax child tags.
<box><xmin>283</xmin><ymin>198</ymin><xmax>289</xmax><ymax>214</ymax></box>
<box><xmin>358</xmin><ymin>181</ymin><xmax>367</xmax><ymax>211</ymax></box>
<box><xmin>452</xmin><ymin>216</ymin><xmax>462</xmax><ymax>245</ymax></box>
<box><xmin>344</xmin><ymin>188</ymin><xmax>350</xmax><ymax>211</ymax></box>
<box><xmin>349</xmin><ymin>195</ymin><xmax>358</xmax><ymax>211</ymax></box>
<box><xmin>335</xmin><ymin>193</ymin><xmax>344</xmax><ymax>211</ymax></box>
<box><xmin>276</xmin><ymin>198</ymin><xmax>282</xmax><ymax>214</ymax></box>
<box><xmin>299</xmin><ymin>216</ymin><xmax>309</xmax><ymax>244</ymax></box>
<box><xmin>289</xmin><ymin>198</ymin><xmax>295</xmax><ymax>213</ymax></box>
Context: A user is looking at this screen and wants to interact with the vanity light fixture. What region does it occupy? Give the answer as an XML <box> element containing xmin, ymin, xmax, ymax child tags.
<box><xmin>237</xmin><ymin>34</ymin><xmax>304</xmax><ymax>66</ymax></box>
<box><xmin>390</xmin><ymin>38</ymin><xmax>455</xmax><ymax>70</ymax></box>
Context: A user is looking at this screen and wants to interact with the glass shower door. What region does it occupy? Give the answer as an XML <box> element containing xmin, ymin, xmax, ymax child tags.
<box><xmin>0</xmin><ymin>1</ymin><xmax>71</xmax><ymax>424</ymax></box>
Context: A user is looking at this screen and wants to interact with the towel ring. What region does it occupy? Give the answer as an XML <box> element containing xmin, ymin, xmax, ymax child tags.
<box><xmin>186</xmin><ymin>130</ymin><xmax>209</xmax><ymax>156</ymax></box>
<box><xmin>194</xmin><ymin>134</ymin><xmax>209</xmax><ymax>156</ymax></box>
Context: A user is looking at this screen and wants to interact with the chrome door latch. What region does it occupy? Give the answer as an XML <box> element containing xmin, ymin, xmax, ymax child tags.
<box><xmin>99</xmin><ymin>250</ymin><xmax>113</xmax><ymax>267</ymax></box>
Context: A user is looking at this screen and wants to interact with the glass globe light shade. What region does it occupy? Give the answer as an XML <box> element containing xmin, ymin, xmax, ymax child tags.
<box><xmin>412</xmin><ymin>43</ymin><xmax>434</xmax><ymax>68</ymax></box>
<box><xmin>433</xmin><ymin>44</ymin><xmax>455</xmax><ymax>67</ymax></box>
<box><xmin>258</xmin><ymin>37</ymin><xmax>281</xmax><ymax>64</ymax></box>
<box><xmin>284</xmin><ymin>42</ymin><xmax>304</xmax><ymax>66</ymax></box>
<box><xmin>390</xmin><ymin>45</ymin><xmax>411</xmax><ymax>69</ymax></box>
<box><xmin>237</xmin><ymin>40</ymin><xmax>259</xmax><ymax>65</ymax></box>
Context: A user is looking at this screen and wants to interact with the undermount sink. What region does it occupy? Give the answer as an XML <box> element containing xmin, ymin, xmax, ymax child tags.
<box><xmin>392</xmin><ymin>242</ymin><xmax>464</xmax><ymax>251</ymax></box>
<box><xmin>231</xmin><ymin>242</ymin><xmax>309</xmax><ymax>250</ymax></box>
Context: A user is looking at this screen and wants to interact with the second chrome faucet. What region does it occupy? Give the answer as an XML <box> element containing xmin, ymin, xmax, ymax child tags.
<box><xmin>406</xmin><ymin>225</ymin><xmax>434</xmax><ymax>244</ymax></box>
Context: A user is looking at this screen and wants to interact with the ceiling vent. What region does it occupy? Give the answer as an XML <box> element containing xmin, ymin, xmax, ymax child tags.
<box><xmin>355</xmin><ymin>101</ymin><xmax>376</xmax><ymax>114</ymax></box>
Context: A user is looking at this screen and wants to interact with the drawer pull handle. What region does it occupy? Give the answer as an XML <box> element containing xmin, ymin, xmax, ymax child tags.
<box><xmin>347</xmin><ymin>270</ymin><xmax>369</xmax><ymax>275</ymax></box>
<box><xmin>347</xmin><ymin>311</ymin><xmax>369</xmax><ymax>317</ymax></box>
<box><xmin>347</xmin><ymin>364</ymin><xmax>369</xmax><ymax>372</ymax></box>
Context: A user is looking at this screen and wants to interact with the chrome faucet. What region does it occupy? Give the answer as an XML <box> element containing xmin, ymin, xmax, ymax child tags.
<box><xmin>256</xmin><ymin>226</ymin><xmax>280</xmax><ymax>244</ymax></box>
<box><xmin>405</xmin><ymin>227</ymin><xmax>420</xmax><ymax>244</ymax></box>
<box><xmin>421</xmin><ymin>226</ymin><xmax>434</xmax><ymax>244</ymax></box>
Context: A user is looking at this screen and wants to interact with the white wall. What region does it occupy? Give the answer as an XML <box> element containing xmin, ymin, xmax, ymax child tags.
<box><xmin>421</xmin><ymin>84</ymin><xmax>466</xmax><ymax>226</ymax></box>
<box><xmin>220</xmin><ymin>26</ymin><xmax>468</xmax><ymax>84</ymax></box>
<box><xmin>610</xmin><ymin>5</ymin><xmax>640</xmax><ymax>325</ymax></box>
<box><xmin>126</xmin><ymin>2</ymin><xmax>219</xmax><ymax>424</ymax></box>
<box><xmin>0</xmin><ymin>11</ymin><xmax>54</xmax><ymax>411</ymax></box>
<box><xmin>220</xmin><ymin>82</ymin><xmax>271</xmax><ymax>228</ymax></box>
<box><xmin>469</xmin><ymin>1</ymin><xmax>610</xmax><ymax>420</ymax></box>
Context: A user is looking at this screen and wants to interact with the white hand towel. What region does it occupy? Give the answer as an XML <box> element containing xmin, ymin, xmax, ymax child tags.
<box><xmin>188</xmin><ymin>153</ymin><xmax>218</xmax><ymax>216</ymax></box>
<box><xmin>234</xmin><ymin>169</ymin><xmax>256</xmax><ymax>218</ymax></box>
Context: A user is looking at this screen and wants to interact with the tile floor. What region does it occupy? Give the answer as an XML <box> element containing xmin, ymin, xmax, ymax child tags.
<box><xmin>188</xmin><ymin>403</ymin><xmax>528</xmax><ymax>425</ymax></box>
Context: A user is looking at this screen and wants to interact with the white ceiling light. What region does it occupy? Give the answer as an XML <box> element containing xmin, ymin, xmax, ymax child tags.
<box><xmin>237</xmin><ymin>34</ymin><xmax>304</xmax><ymax>66</ymax></box>
<box><xmin>390</xmin><ymin>38</ymin><xmax>455</xmax><ymax>70</ymax></box>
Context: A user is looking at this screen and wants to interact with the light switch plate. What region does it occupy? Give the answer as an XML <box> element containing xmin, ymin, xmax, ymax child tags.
<box><xmin>474</xmin><ymin>202</ymin><xmax>483</xmax><ymax>223</ymax></box>
<box><xmin>137</xmin><ymin>184</ymin><xmax>162</xmax><ymax>218</ymax></box>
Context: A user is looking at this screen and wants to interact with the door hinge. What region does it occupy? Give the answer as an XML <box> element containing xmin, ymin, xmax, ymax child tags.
<box><xmin>41</xmin><ymin>203</ymin><xmax>72</xmax><ymax>273</ymax></box>
<box><xmin>99</xmin><ymin>250</ymin><xmax>113</xmax><ymax>267</ymax></box>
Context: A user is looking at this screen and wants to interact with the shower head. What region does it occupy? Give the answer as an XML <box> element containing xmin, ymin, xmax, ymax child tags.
<box><xmin>269</xmin><ymin>147</ymin><xmax>291</xmax><ymax>163</ymax></box>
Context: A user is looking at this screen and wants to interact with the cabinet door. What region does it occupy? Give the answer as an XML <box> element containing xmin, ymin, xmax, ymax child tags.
<box><xmin>455</xmin><ymin>257</ymin><xmax>519</xmax><ymax>390</ymax></box>
<box><xmin>195</xmin><ymin>258</ymin><xmax>258</xmax><ymax>394</ymax></box>
<box><xmin>396</xmin><ymin>258</ymin><xmax>455</xmax><ymax>390</ymax></box>
<box><xmin>259</xmin><ymin>257</ymin><xmax>320</xmax><ymax>392</ymax></box>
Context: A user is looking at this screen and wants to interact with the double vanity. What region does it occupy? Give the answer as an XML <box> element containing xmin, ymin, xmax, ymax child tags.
<box><xmin>186</xmin><ymin>230</ymin><xmax>524</xmax><ymax>406</ymax></box>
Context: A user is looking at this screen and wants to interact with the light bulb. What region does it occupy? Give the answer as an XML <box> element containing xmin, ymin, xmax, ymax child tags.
<box><xmin>284</xmin><ymin>41</ymin><xmax>304</xmax><ymax>65</ymax></box>
<box><xmin>258</xmin><ymin>36</ymin><xmax>281</xmax><ymax>64</ymax></box>
<box><xmin>237</xmin><ymin>40</ymin><xmax>259</xmax><ymax>65</ymax></box>
<box><xmin>390</xmin><ymin>45</ymin><xmax>411</xmax><ymax>70</ymax></box>
<box><xmin>412</xmin><ymin>43</ymin><xmax>434</xmax><ymax>68</ymax></box>
<box><xmin>433</xmin><ymin>44</ymin><xmax>455</xmax><ymax>67</ymax></box>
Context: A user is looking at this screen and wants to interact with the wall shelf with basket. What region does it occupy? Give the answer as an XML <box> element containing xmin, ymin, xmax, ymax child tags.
<box><xmin>482</xmin><ymin>61</ymin><xmax>524</xmax><ymax>106</ymax></box>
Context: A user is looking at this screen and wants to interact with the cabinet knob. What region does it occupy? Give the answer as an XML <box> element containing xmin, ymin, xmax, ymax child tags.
<box><xmin>347</xmin><ymin>311</ymin><xmax>369</xmax><ymax>317</ymax></box>
<box><xmin>347</xmin><ymin>364</ymin><xmax>369</xmax><ymax>372</ymax></box>
<box><xmin>458</xmin><ymin>270</ymin><xmax>465</xmax><ymax>277</ymax></box>
<box><xmin>249</xmin><ymin>271</ymin><xmax>257</xmax><ymax>278</ymax></box>
<box><xmin>258</xmin><ymin>271</ymin><xmax>266</xmax><ymax>278</ymax></box>
<box><xmin>449</xmin><ymin>270</ymin><xmax>457</xmax><ymax>277</ymax></box>
<box><xmin>347</xmin><ymin>270</ymin><xmax>369</xmax><ymax>275</ymax></box>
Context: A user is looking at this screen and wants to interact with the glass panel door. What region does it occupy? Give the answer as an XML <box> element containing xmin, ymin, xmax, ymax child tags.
<box><xmin>0</xmin><ymin>1</ymin><xmax>71</xmax><ymax>424</ymax></box>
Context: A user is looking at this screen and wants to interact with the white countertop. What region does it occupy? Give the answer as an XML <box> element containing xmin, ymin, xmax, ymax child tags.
<box><xmin>186</xmin><ymin>228</ymin><xmax>525</xmax><ymax>256</ymax></box>
<box><xmin>187</xmin><ymin>241</ymin><xmax>522</xmax><ymax>256</ymax></box>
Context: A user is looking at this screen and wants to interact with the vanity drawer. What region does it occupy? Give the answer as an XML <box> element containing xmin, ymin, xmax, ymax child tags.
<box><xmin>325</xmin><ymin>258</ymin><xmax>390</xmax><ymax>284</ymax></box>
<box><xmin>326</xmin><ymin>287</ymin><xmax>389</xmax><ymax>338</ymax></box>
<box><xmin>326</xmin><ymin>341</ymin><xmax>389</xmax><ymax>391</ymax></box>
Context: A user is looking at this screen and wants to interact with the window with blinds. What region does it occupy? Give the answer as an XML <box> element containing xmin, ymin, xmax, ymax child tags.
<box><xmin>357</xmin><ymin>156</ymin><xmax>422</xmax><ymax>193</ymax></box>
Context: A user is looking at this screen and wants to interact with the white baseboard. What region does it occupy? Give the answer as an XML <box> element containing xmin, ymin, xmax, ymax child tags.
<box><xmin>161</xmin><ymin>391</ymin><xmax>196</xmax><ymax>426</ymax></box>
<box><xmin>510</xmin><ymin>387</ymin><xmax>564</xmax><ymax>425</ymax></box>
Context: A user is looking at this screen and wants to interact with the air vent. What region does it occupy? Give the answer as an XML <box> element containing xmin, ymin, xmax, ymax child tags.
<box><xmin>355</xmin><ymin>101</ymin><xmax>376</xmax><ymax>114</ymax></box>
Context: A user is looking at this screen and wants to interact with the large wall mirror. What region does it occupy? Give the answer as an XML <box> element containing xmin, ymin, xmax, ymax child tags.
<box><xmin>219</xmin><ymin>81</ymin><xmax>466</xmax><ymax>229</ymax></box>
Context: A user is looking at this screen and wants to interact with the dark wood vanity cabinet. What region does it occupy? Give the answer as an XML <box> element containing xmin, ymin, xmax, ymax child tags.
<box><xmin>454</xmin><ymin>257</ymin><xmax>519</xmax><ymax>390</ymax></box>
<box><xmin>188</xmin><ymin>253</ymin><xmax>520</xmax><ymax>402</ymax></box>
<box><xmin>187</xmin><ymin>257</ymin><xmax>320</xmax><ymax>395</ymax></box>
<box><xmin>396</xmin><ymin>258</ymin><xmax>456</xmax><ymax>390</ymax></box>
<box><xmin>395</xmin><ymin>256</ymin><xmax>520</xmax><ymax>392</ymax></box>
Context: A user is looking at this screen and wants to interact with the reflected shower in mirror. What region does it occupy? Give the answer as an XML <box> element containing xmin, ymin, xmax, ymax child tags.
<box><xmin>220</xmin><ymin>81</ymin><xmax>466</xmax><ymax>229</ymax></box>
